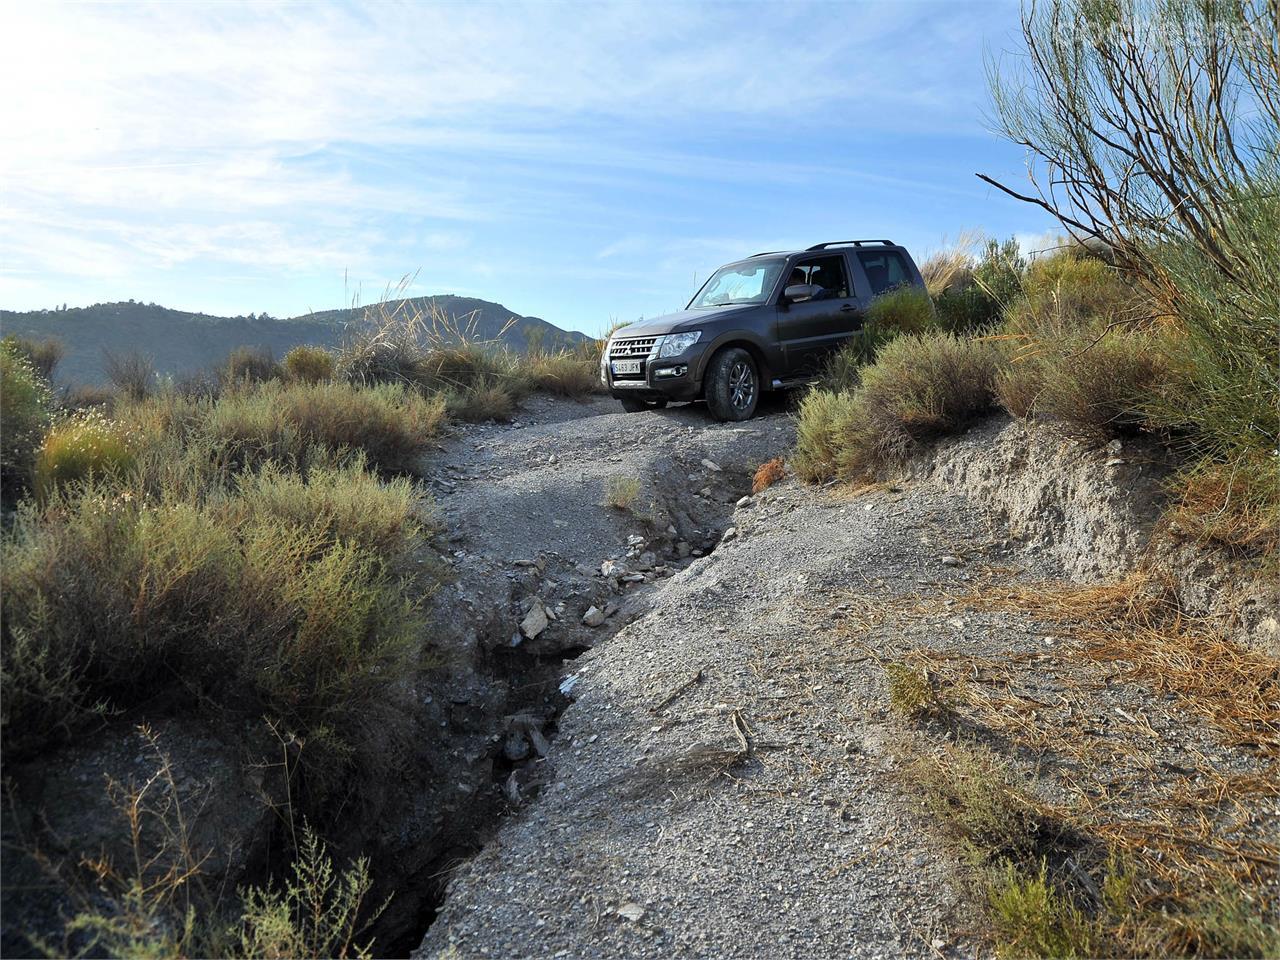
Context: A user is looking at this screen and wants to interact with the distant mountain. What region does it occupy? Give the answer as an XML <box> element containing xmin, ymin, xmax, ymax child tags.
<box><xmin>0</xmin><ymin>296</ymin><xmax>590</xmax><ymax>385</ymax></box>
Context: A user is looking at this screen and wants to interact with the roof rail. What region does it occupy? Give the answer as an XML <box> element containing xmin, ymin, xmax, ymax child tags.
<box><xmin>806</xmin><ymin>240</ymin><xmax>894</xmax><ymax>250</ymax></box>
<box><xmin>749</xmin><ymin>250</ymin><xmax>785</xmax><ymax>257</ymax></box>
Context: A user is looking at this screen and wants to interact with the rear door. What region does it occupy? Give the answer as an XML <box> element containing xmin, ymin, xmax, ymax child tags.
<box><xmin>775</xmin><ymin>254</ymin><xmax>861</xmax><ymax>378</ymax></box>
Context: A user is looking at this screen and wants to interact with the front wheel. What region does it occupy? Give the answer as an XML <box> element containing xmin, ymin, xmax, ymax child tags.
<box><xmin>704</xmin><ymin>348</ymin><xmax>759</xmax><ymax>421</ymax></box>
<box><xmin>618</xmin><ymin>397</ymin><xmax>669</xmax><ymax>413</ymax></box>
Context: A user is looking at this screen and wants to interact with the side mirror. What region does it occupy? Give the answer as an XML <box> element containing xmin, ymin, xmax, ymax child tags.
<box><xmin>784</xmin><ymin>283</ymin><xmax>821</xmax><ymax>304</ymax></box>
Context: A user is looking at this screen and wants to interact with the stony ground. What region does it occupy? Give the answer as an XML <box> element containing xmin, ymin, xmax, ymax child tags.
<box><xmin>411</xmin><ymin>397</ymin><xmax>1277</xmax><ymax>959</ymax></box>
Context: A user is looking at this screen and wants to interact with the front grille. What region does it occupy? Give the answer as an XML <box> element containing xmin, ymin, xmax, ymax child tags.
<box><xmin>609</xmin><ymin>337</ymin><xmax>657</xmax><ymax>358</ymax></box>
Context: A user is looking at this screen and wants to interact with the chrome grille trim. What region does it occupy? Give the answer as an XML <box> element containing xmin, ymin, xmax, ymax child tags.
<box><xmin>609</xmin><ymin>337</ymin><xmax>657</xmax><ymax>358</ymax></box>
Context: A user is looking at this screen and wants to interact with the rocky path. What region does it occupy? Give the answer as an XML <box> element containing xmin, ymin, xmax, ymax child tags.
<box><xmin>411</xmin><ymin>400</ymin><xmax>1277</xmax><ymax>959</ymax></box>
<box><xmin>408</xmin><ymin>396</ymin><xmax>1006</xmax><ymax>958</ymax></box>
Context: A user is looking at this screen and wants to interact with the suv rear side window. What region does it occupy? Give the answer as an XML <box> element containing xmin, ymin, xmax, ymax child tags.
<box><xmin>857</xmin><ymin>250</ymin><xmax>911</xmax><ymax>296</ymax></box>
<box><xmin>787</xmin><ymin>255</ymin><xmax>849</xmax><ymax>299</ymax></box>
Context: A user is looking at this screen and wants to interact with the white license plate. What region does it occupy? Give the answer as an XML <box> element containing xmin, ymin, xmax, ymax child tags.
<box><xmin>611</xmin><ymin>359</ymin><xmax>642</xmax><ymax>375</ymax></box>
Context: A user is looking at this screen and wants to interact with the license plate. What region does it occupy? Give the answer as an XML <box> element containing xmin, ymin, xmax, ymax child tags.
<box><xmin>611</xmin><ymin>359</ymin><xmax>642</xmax><ymax>375</ymax></box>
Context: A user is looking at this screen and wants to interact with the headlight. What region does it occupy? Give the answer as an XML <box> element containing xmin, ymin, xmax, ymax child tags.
<box><xmin>654</xmin><ymin>331</ymin><xmax>701</xmax><ymax>358</ymax></box>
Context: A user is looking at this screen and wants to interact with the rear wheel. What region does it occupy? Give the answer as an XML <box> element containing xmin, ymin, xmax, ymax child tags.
<box><xmin>704</xmin><ymin>348</ymin><xmax>759</xmax><ymax>421</ymax></box>
<box><xmin>618</xmin><ymin>397</ymin><xmax>668</xmax><ymax>413</ymax></box>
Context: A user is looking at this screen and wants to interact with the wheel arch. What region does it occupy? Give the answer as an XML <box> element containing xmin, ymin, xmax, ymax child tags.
<box><xmin>697</xmin><ymin>338</ymin><xmax>773</xmax><ymax>397</ymax></box>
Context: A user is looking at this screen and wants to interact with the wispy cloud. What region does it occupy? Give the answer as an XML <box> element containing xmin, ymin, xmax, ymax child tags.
<box><xmin>0</xmin><ymin>0</ymin><xmax>1039</xmax><ymax>327</ymax></box>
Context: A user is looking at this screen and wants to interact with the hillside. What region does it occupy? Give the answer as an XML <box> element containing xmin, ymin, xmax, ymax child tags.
<box><xmin>0</xmin><ymin>296</ymin><xmax>590</xmax><ymax>385</ymax></box>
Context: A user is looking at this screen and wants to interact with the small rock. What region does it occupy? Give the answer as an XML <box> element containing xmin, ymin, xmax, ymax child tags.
<box><xmin>582</xmin><ymin>606</ymin><xmax>606</xmax><ymax>627</ymax></box>
<box><xmin>736</xmin><ymin>495</ymin><xmax>754</xmax><ymax>508</ymax></box>
<box><xmin>699</xmin><ymin>486</ymin><xmax>713</xmax><ymax>497</ymax></box>
<box><xmin>635</xmin><ymin>551</ymin><xmax>657</xmax><ymax>570</ymax></box>
<box><xmin>941</xmin><ymin>555</ymin><xmax>963</xmax><ymax>567</ymax></box>
<box><xmin>621</xmin><ymin>573</ymin><xmax>645</xmax><ymax>583</ymax></box>
<box><xmin>600</xmin><ymin>559</ymin><xmax>620</xmax><ymax>577</ymax></box>
<box><xmin>1106</xmin><ymin>438</ymin><xmax>1123</xmax><ymax>453</ymax></box>
<box><xmin>520</xmin><ymin>603</ymin><xmax>549</xmax><ymax>639</ymax></box>
<box><xmin>665</xmin><ymin>524</ymin><xmax>678</xmax><ymax>536</ymax></box>
<box><xmin>603</xmin><ymin>601</ymin><xmax>619</xmax><ymax>617</ymax></box>
<box><xmin>527</xmin><ymin>726</ymin><xmax>551</xmax><ymax>757</ymax></box>
<box><xmin>676</xmin><ymin>541</ymin><xmax>691</xmax><ymax>558</ymax></box>
<box><xmin>700</xmin><ymin>458</ymin><xmax>722</xmax><ymax>472</ymax></box>
<box><xmin>721</xmin><ymin>526</ymin><xmax>738</xmax><ymax>541</ymax></box>
<box><xmin>616</xmin><ymin>902</ymin><xmax>646</xmax><ymax>922</ymax></box>
<box><xmin>503</xmin><ymin>732</ymin><xmax>530</xmax><ymax>762</ymax></box>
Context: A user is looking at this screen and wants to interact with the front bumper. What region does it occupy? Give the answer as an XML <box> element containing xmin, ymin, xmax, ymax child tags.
<box><xmin>602</xmin><ymin>347</ymin><xmax>703</xmax><ymax>401</ymax></box>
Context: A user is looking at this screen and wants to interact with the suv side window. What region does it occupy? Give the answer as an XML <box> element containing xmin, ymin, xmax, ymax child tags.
<box><xmin>856</xmin><ymin>250</ymin><xmax>911</xmax><ymax>296</ymax></box>
<box><xmin>787</xmin><ymin>255</ymin><xmax>850</xmax><ymax>299</ymax></box>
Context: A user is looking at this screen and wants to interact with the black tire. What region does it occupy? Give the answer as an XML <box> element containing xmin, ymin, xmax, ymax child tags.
<box><xmin>704</xmin><ymin>347</ymin><xmax>759</xmax><ymax>421</ymax></box>
<box><xmin>618</xmin><ymin>397</ymin><xmax>668</xmax><ymax>413</ymax></box>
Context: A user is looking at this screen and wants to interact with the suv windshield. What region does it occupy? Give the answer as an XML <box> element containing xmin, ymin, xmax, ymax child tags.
<box><xmin>689</xmin><ymin>258</ymin><xmax>784</xmax><ymax>308</ymax></box>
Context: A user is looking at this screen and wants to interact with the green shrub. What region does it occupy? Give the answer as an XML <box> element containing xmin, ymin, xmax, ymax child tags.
<box><xmin>447</xmin><ymin>383</ymin><xmax>516</xmax><ymax>422</ymax></box>
<box><xmin>282</xmin><ymin>345</ymin><xmax>336</xmax><ymax>384</ymax></box>
<box><xmin>236</xmin><ymin>826</ymin><xmax>385</xmax><ymax>959</ymax></box>
<box><xmin>934</xmin><ymin>287</ymin><xmax>1001</xmax><ymax>335</ymax></box>
<box><xmin>1004</xmin><ymin>250</ymin><xmax>1139</xmax><ymax>341</ymax></box>
<box><xmin>864</xmin><ymin>286</ymin><xmax>936</xmax><ymax>337</ymax></box>
<box><xmin>525</xmin><ymin>352</ymin><xmax>601</xmax><ymax>397</ymax></box>
<box><xmin>972</xmin><ymin>236</ymin><xmax>1026</xmax><ymax>308</ymax></box>
<box><xmin>792</xmin><ymin>389</ymin><xmax>861</xmax><ymax>483</ymax></box>
<box><xmin>222</xmin><ymin>345</ymin><xmax>280</xmax><ymax>385</ymax></box>
<box><xmin>1147</xmin><ymin>189</ymin><xmax>1279</xmax><ymax>467</ymax></box>
<box><xmin>0</xmin><ymin>474</ymin><xmax>424</xmax><ymax>793</ymax></box>
<box><xmin>35</xmin><ymin>410</ymin><xmax>142</xmax><ymax>499</ymax></box>
<box><xmin>839</xmin><ymin>332</ymin><xmax>1003</xmax><ymax>477</ymax></box>
<box><xmin>987</xmin><ymin>861</ymin><xmax>1096</xmax><ymax>959</ymax></box>
<box><xmin>994</xmin><ymin>356</ymin><xmax>1047</xmax><ymax>420</ymax></box>
<box><xmin>1034</xmin><ymin>331</ymin><xmax>1169</xmax><ymax>438</ymax></box>
<box><xmin>205</xmin><ymin>381</ymin><xmax>446</xmax><ymax>474</ymax></box>
<box><xmin>0</xmin><ymin>339</ymin><xmax>52</xmax><ymax>499</ymax></box>
<box><xmin>231</xmin><ymin>459</ymin><xmax>431</xmax><ymax>570</ymax></box>
<box><xmin>799</xmin><ymin>334</ymin><xmax>1003</xmax><ymax>484</ymax></box>
<box><xmin>2</xmin><ymin>334</ymin><xmax>64</xmax><ymax>380</ymax></box>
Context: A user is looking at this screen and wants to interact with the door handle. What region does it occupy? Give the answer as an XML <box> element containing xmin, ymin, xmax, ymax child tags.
<box><xmin>840</xmin><ymin>304</ymin><xmax>858</xmax><ymax>313</ymax></box>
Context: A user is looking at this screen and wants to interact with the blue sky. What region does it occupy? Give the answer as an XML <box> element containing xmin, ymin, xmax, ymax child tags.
<box><xmin>0</xmin><ymin>0</ymin><xmax>1057</xmax><ymax>336</ymax></box>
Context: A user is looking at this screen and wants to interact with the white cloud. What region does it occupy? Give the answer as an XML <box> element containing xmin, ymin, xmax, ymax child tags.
<box><xmin>0</xmin><ymin>0</ymin><xmax>1008</xmax><ymax>307</ymax></box>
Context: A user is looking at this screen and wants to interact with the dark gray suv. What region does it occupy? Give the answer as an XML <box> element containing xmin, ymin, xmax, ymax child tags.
<box><xmin>600</xmin><ymin>240</ymin><xmax>927</xmax><ymax>420</ymax></box>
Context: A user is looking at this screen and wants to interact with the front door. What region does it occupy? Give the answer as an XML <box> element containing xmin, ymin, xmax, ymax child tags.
<box><xmin>775</xmin><ymin>254</ymin><xmax>860</xmax><ymax>377</ymax></box>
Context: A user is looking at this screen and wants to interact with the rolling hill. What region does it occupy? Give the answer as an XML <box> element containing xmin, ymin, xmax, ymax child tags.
<box><xmin>0</xmin><ymin>296</ymin><xmax>591</xmax><ymax>385</ymax></box>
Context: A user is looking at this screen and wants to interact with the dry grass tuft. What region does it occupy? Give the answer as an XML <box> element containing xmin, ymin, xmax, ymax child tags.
<box><xmin>603</xmin><ymin>475</ymin><xmax>641</xmax><ymax>511</ymax></box>
<box><xmin>1167</xmin><ymin>454</ymin><xmax>1280</xmax><ymax>557</ymax></box>
<box><xmin>752</xmin><ymin>456</ymin><xmax>785</xmax><ymax>494</ymax></box>
<box><xmin>958</xmin><ymin>574</ymin><xmax>1280</xmax><ymax>756</ymax></box>
<box><xmin>885</xmin><ymin>661</ymin><xmax>949</xmax><ymax>719</ymax></box>
<box><xmin>919</xmin><ymin>231</ymin><xmax>983</xmax><ymax>297</ymax></box>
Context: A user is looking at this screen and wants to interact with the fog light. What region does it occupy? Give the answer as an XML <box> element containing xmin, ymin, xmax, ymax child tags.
<box><xmin>654</xmin><ymin>365</ymin><xmax>687</xmax><ymax>379</ymax></box>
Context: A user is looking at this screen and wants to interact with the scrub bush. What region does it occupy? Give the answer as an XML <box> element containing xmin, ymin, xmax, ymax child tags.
<box><xmin>0</xmin><ymin>339</ymin><xmax>52</xmax><ymax>499</ymax></box>
<box><xmin>282</xmin><ymin>344</ymin><xmax>336</xmax><ymax>384</ymax></box>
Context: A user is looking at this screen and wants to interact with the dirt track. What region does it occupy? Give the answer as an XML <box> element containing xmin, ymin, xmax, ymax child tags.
<box><xmin>413</xmin><ymin>399</ymin><xmax>1277</xmax><ymax>959</ymax></box>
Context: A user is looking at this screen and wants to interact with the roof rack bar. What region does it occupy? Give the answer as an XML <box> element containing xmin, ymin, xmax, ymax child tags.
<box><xmin>750</xmin><ymin>250</ymin><xmax>785</xmax><ymax>257</ymax></box>
<box><xmin>805</xmin><ymin>240</ymin><xmax>894</xmax><ymax>250</ymax></box>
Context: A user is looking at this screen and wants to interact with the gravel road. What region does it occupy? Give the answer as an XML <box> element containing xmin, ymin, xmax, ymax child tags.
<box><xmin>413</xmin><ymin>397</ymin><xmax>1277</xmax><ymax>959</ymax></box>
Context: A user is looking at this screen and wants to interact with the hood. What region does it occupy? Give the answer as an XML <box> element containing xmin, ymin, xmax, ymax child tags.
<box><xmin>613</xmin><ymin>303</ymin><xmax>754</xmax><ymax>338</ymax></box>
